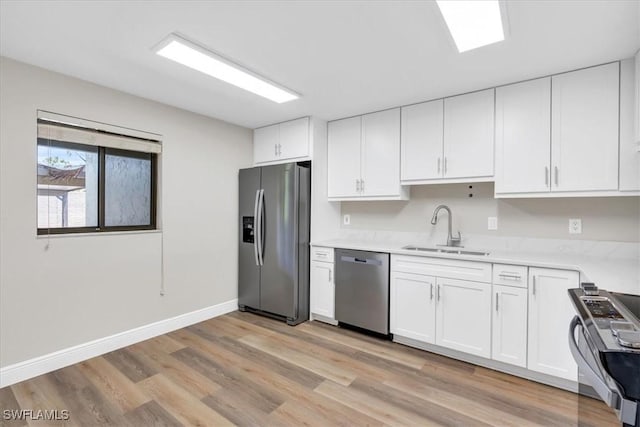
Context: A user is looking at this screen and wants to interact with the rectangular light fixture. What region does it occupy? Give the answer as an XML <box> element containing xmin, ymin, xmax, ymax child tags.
<box><xmin>154</xmin><ymin>33</ymin><xmax>299</xmax><ymax>103</ymax></box>
<box><xmin>436</xmin><ymin>0</ymin><xmax>505</xmax><ymax>53</ymax></box>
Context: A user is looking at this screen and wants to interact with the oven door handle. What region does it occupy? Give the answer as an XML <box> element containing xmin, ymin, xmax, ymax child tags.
<box><xmin>568</xmin><ymin>316</ymin><xmax>620</xmax><ymax>410</ymax></box>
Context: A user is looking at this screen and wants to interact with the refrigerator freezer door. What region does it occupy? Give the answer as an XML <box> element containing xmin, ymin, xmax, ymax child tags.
<box><xmin>238</xmin><ymin>167</ymin><xmax>261</xmax><ymax>310</ymax></box>
<box><xmin>259</xmin><ymin>163</ymin><xmax>298</xmax><ymax>318</ymax></box>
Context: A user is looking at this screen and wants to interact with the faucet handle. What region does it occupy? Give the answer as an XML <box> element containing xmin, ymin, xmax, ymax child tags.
<box><xmin>450</xmin><ymin>231</ymin><xmax>462</xmax><ymax>247</ymax></box>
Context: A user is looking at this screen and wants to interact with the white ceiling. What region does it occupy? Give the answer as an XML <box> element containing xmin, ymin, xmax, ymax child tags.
<box><xmin>1</xmin><ymin>1</ymin><xmax>638</xmax><ymax>129</ymax></box>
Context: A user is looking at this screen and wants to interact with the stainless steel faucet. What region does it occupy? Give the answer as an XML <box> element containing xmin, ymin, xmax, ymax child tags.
<box><xmin>430</xmin><ymin>205</ymin><xmax>462</xmax><ymax>247</ymax></box>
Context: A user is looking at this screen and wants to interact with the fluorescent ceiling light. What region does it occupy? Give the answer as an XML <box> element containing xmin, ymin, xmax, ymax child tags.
<box><xmin>436</xmin><ymin>0</ymin><xmax>505</xmax><ymax>53</ymax></box>
<box><xmin>155</xmin><ymin>34</ymin><xmax>299</xmax><ymax>103</ymax></box>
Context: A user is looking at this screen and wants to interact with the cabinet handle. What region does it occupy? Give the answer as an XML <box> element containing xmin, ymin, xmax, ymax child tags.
<box><xmin>278</xmin><ymin>143</ymin><xmax>282</xmax><ymax>156</ymax></box>
<box><xmin>430</xmin><ymin>283</ymin><xmax>434</xmax><ymax>300</ymax></box>
<box><xmin>361</xmin><ymin>179</ymin><xmax>365</xmax><ymax>193</ymax></box>
<box><xmin>444</xmin><ymin>157</ymin><xmax>448</xmax><ymax>175</ymax></box>
<box><xmin>545</xmin><ymin>166</ymin><xmax>549</xmax><ymax>187</ymax></box>
<box><xmin>356</xmin><ymin>179</ymin><xmax>360</xmax><ymax>193</ymax></box>
<box><xmin>532</xmin><ymin>276</ymin><xmax>536</xmax><ymax>296</ymax></box>
<box><xmin>274</xmin><ymin>144</ymin><xmax>278</xmax><ymax>156</ymax></box>
<box><xmin>437</xmin><ymin>158</ymin><xmax>441</xmax><ymax>174</ymax></box>
<box><xmin>496</xmin><ymin>292</ymin><xmax>499</xmax><ymax>312</ymax></box>
<box><xmin>437</xmin><ymin>284</ymin><xmax>441</xmax><ymax>301</ymax></box>
<box><xmin>329</xmin><ymin>269</ymin><xmax>332</xmax><ymax>282</ymax></box>
<box><xmin>554</xmin><ymin>166</ymin><xmax>559</xmax><ymax>186</ymax></box>
<box><xmin>498</xmin><ymin>273</ymin><xmax>521</xmax><ymax>281</ymax></box>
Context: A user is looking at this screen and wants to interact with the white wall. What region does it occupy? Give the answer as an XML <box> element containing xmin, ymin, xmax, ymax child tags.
<box><xmin>0</xmin><ymin>57</ymin><xmax>253</xmax><ymax>367</ymax></box>
<box><xmin>341</xmin><ymin>183</ymin><xmax>640</xmax><ymax>242</ymax></box>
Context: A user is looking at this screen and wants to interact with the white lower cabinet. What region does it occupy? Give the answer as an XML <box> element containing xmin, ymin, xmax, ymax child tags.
<box><xmin>528</xmin><ymin>267</ymin><xmax>579</xmax><ymax>381</ymax></box>
<box><xmin>390</xmin><ymin>255</ymin><xmax>578</xmax><ymax>385</ymax></box>
<box><xmin>390</xmin><ymin>272</ymin><xmax>436</xmax><ymax>343</ymax></box>
<box><xmin>436</xmin><ymin>278</ymin><xmax>492</xmax><ymax>358</ymax></box>
<box><xmin>310</xmin><ymin>247</ymin><xmax>335</xmax><ymax>322</ymax></box>
<box><xmin>492</xmin><ymin>285</ymin><xmax>528</xmax><ymax>367</ymax></box>
<box><xmin>390</xmin><ymin>255</ymin><xmax>492</xmax><ymax>358</ymax></box>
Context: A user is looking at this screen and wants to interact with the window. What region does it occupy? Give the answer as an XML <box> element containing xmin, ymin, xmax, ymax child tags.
<box><xmin>37</xmin><ymin>113</ymin><xmax>160</xmax><ymax>234</ymax></box>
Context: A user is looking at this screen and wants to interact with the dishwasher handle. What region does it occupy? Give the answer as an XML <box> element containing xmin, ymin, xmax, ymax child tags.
<box><xmin>340</xmin><ymin>255</ymin><xmax>383</xmax><ymax>266</ymax></box>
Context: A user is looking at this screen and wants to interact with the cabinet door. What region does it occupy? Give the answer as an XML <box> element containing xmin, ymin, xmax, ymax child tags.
<box><xmin>436</xmin><ymin>278</ymin><xmax>491</xmax><ymax>358</ymax></box>
<box><xmin>279</xmin><ymin>117</ymin><xmax>309</xmax><ymax>160</ymax></box>
<box><xmin>361</xmin><ymin>108</ymin><xmax>401</xmax><ymax>196</ymax></box>
<box><xmin>443</xmin><ymin>89</ymin><xmax>495</xmax><ymax>179</ymax></box>
<box><xmin>495</xmin><ymin>78</ymin><xmax>551</xmax><ymax>194</ymax></box>
<box><xmin>390</xmin><ymin>272</ymin><xmax>436</xmax><ymax>343</ymax></box>
<box><xmin>328</xmin><ymin>116</ymin><xmax>361</xmax><ymax>198</ymax></box>
<box><xmin>528</xmin><ymin>268</ymin><xmax>578</xmax><ymax>381</ymax></box>
<box><xmin>310</xmin><ymin>261</ymin><xmax>334</xmax><ymax>319</ymax></box>
<box><xmin>401</xmin><ymin>100</ymin><xmax>444</xmax><ymax>181</ymax></box>
<box><xmin>619</xmin><ymin>58</ymin><xmax>640</xmax><ymax>191</ymax></box>
<box><xmin>254</xmin><ymin>124</ymin><xmax>279</xmax><ymax>164</ymax></box>
<box><xmin>551</xmin><ymin>62</ymin><xmax>619</xmax><ymax>192</ymax></box>
<box><xmin>492</xmin><ymin>285</ymin><xmax>528</xmax><ymax>367</ymax></box>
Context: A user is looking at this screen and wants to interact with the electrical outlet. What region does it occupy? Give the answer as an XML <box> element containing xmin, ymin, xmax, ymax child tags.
<box><xmin>569</xmin><ymin>218</ymin><xmax>582</xmax><ymax>234</ymax></box>
<box><xmin>343</xmin><ymin>214</ymin><xmax>351</xmax><ymax>226</ymax></box>
<box><xmin>488</xmin><ymin>217</ymin><xmax>498</xmax><ymax>230</ymax></box>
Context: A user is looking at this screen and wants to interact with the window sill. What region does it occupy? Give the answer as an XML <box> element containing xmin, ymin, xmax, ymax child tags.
<box><xmin>36</xmin><ymin>229</ymin><xmax>162</xmax><ymax>239</ymax></box>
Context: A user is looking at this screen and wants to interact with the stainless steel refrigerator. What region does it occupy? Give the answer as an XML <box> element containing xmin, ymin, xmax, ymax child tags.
<box><xmin>238</xmin><ymin>162</ymin><xmax>310</xmax><ymax>325</ymax></box>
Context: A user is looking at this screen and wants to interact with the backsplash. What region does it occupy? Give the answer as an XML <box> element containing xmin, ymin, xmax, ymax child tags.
<box><xmin>341</xmin><ymin>183</ymin><xmax>640</xmax><ymax>243</ymax></box>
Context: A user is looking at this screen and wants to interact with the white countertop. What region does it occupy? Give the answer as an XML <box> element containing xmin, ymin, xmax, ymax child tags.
<box><xmin>312</xmin><ymin>234</ymin><xmax>640</xmax><ymax>295</ymax></box>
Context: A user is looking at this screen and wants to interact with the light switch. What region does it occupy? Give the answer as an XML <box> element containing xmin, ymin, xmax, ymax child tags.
<box><xmin>343</xmin><ymin>214</ymin><xmax>351</xmax><ymax>226</ymax></box>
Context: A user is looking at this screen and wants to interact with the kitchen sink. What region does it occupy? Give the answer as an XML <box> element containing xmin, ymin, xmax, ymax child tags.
<box><xmin>402</xmin><ymin>245</ymin><xmax>490</xmax><ymax>256</ymax></box>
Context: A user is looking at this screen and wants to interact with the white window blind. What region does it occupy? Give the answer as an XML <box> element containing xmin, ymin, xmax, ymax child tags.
<box><xmin>37</xmin><ymin>111</ymin><xmax>162</xmax><ymax>154</ymax></box>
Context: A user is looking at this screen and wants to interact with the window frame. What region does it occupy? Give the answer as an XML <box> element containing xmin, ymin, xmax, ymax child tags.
<box><xmin>37</xmin><ymin>139</ymin><xmax>158</xmax><ymax>236</ymax></box>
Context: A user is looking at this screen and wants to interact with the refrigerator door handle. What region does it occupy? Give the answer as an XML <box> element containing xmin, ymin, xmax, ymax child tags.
<box><xmin>253</xmin><ymin>189</ymin><xmax>260</xmax><ymax>266</ymax></box>
<box><xmin>257</xmin><ymin>189</ymin><xmax>265</xmax><ymax>266</ymax></box>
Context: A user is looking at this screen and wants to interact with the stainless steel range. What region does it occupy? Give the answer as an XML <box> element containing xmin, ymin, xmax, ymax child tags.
<box><xmin>568</xmin><ymin>284</ymin><xmax>640</xmax><ymax>426</ymax></box>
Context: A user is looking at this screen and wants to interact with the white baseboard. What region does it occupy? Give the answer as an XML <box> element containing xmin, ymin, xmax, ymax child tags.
<box><xmin>0</xmin><ymin>299</ymin><xmax>238</xmax><ymax>388</ymax></box>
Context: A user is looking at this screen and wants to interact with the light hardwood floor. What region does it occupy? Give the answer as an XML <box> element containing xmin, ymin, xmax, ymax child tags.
<box><xmin>0</xmin><ymin>311</ymin><xmax>618</xmax><ymax>426</ymax></box>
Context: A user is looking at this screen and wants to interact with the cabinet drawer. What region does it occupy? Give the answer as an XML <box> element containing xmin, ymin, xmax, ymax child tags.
<box><xmin>492</xmin><ymin>264</ymin><xmax>528</xmax><ymax>288</ymax></box>
<box><xmin>311</xmin><ymin>246</ymin><xmax>334</xmax><ymax>263</ymax></box>
<box><xmin>391</xmin><ymin>255</ymin><xmax>491</xmax><ymax>283</ymax></box>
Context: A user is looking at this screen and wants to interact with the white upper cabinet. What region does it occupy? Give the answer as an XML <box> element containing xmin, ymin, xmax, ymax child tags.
<box><xmin>495</xmin><ymin>78</ymin><xmax>551</xmax><ymax>194</ymax></box>
<box><xmin>279</xmin><ymin>117</ymin><xmax>310</xmax><ymax>160</ymax></box>
<box><xmin>443</xmin><ymin>89</ymin><xmax>495</xmax><ymax>179</ymax></box>
<box><xmin>254</xmin><ymin>117</ymin><xmax>310</xmax><ymax>165</ymax></box>
<box><xmin>401</xmin><ymin>100</ymin><xmax>444</xmax><ymax>182</ymax></box>
<box><xmin>361</xmin><ymin>109</ymin><xmax>402</xmax><ymax>197</ymax></box>
<box><xmin>327</xmin><ymin>109</ymin><xmax>408</xmax><ymax>200</ymax></box>
<box><xmin>551</xmin><ymin>62</ymin><xmax>619</xmax><ymax>192</ymax></box>
<box><xmin>620</xmin><ymin>57</ymin><xmax>640</xmax><ymax>191</ymax></box>
<box><xmin>327</xmin><ymin>116</ymin><xmax>361</xmax><ymax>198</ymax></box>
<box><xmin>254</xmin><ymin>124</ymin><xmax>280</xmax><ymax>164</ymax></box>
<box><xmin>400</xmin><ymin>90</ymin><xmax>494</xmax><ymax>184</ymax></box>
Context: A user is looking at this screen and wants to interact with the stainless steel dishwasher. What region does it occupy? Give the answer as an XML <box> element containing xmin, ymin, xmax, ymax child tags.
<box><xmin>335</xmin><ymin>249</ymin><xmax>390</xmax><ymax>335</ymax></box>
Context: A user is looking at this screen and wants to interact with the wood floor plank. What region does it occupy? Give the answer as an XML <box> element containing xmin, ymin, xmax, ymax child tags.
<box><xmin>298</xmin><ymin>320</ymin><xmax>428</xmax><ymax>370</ymax></box>
<box><xmin>62</xmin><ymin>384</ymin><xmax>131</xmax><ymax>427</ymax></box>
<box><xmin>124</xmin><ymin>400</ymin><xmax>182</xmax><ymax>427</ymax></box>
<box><xmin>103</xmin><ymin>348</ymin><xmax>157</xmax><ymax>383</ymax></box>
<box><xmin>76</xmin><ymin>356</ymin><xmax>151</xmax><ymax>413</ymax></box>
<box><xmin>128</xmin><ymin>339</ymin><xmax>222</xmax><ymax>400</ymax></box>
<box><xmin>239</xmin><ymin>333</ymin><xmax>357</xmax><ymax>386</ymax></box>
<box><xmin>170</xmin><ymin>344</ymin><xmax>285</xmax><ymax>413</ymax></box>
<box><xmin>137</xmin><ymin>334</ymin><xmax>186</xmax><ymax>354</ymax></box>
<box><xmin>138</xmin><ymin>374</ymin><xmax>232</xmax><ymax>427</ymax></box>
<box><xmin>314</xmin><ymin>379</ymin><xmax>442</xmax><ymax>426</ymax></box>
<box><xmin>0</xmin><ymin>386</ymin><xmax>27</xmax><ymax>427</ymax></box>
<box><xmin>11</xmin><ymin>376</ymin><xmax>77</xmax><ymax>427</ymax></box>
<box><xmin>187</xmin><ymin>325</ymin><xmax>325</xmax><ymax>388</ymax></box>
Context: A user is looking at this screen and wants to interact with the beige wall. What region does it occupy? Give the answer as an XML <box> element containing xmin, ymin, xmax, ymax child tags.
<box><xmin>342</xmin><ymin>183</ymin><xmax>640</xmax><ymax>242</ymax></box>
<box><xmin>0</xmin><ymin>57</ymin><xmax>253</xmax><ymax>366</ymax></box>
